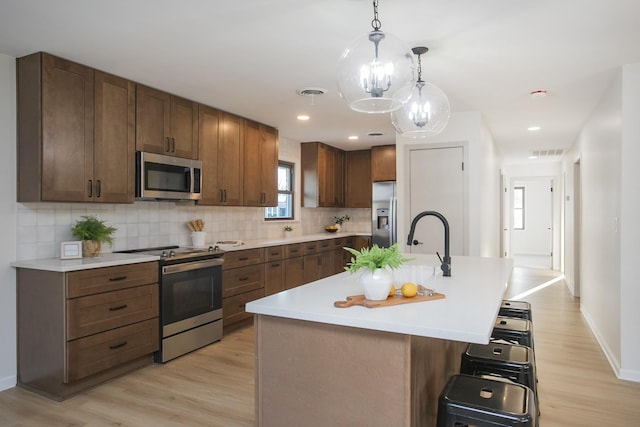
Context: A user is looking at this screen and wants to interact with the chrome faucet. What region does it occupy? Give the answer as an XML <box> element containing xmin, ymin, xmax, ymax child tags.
<box><xmin>406</xmin><ymin>211</ymin><xmax>451</xmax><ymax>277</ymax></box>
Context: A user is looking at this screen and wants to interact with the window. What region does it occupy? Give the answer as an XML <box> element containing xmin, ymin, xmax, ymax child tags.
<box><xmin>513</xmin><ymin>186</ymin><xmax>525</xmax><ymax>230</ymax></box>
<box><xmin>264</xmin><ymin>162</ymin><xmax>294</xmax><ymax>220</ymax></box>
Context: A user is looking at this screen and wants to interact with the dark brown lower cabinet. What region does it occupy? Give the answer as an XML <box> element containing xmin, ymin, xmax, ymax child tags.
<box><xmin>285</xmin><ymin>256</ymin><xmax>305</xmax><ymax>290</ymax></box>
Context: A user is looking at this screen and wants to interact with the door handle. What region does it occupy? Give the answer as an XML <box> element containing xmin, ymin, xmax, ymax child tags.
<box><xmin>87</xmin><ymin>180</ymin><xmax>93</xmax><ymax>198</ymax></box>
<box><xmin>96</xmin><ymin>180</ymin><xmax>101</xmax><ymax>198</ymax></box>
<box><xmin>412</xmin><ymin>240</ymin><xmax>424</xmax><ymax>245</ymax></box>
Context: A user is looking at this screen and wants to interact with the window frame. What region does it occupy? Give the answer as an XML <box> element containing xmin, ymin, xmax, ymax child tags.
<box><xmin>264</xmin><ymin>161</ymin><xmax>294</xmax><ymax>221</ymax></box>
<box><xmin>513</xmin><ymin>186</ymin><xmax>525</xmax><ymax>230</ymax></box>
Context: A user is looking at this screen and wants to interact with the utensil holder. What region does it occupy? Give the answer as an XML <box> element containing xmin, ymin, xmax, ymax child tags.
<box><xmin>191</xmin><ymin>231</ymin><xmax>206</xmax><ymax>247</ymax></box>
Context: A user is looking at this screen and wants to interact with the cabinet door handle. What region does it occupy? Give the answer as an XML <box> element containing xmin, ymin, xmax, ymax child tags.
<box><xmin>109</xmin><ymin>304</ymin><xmax>128</xmax><ymax>311</ymax></box>
<box><xmin>219</xmin><ymin>189</ymin><xmax>224</xmax><ymax>203</ymax></box>
<box><xmin>224</xmin><ymin>189</ymin><xmax>227</xmax><ymax>202</ymax></box>
<box><xmin>87</xmin><ymin>180</ymin><xmax>93</xmax><ymax>198</ymax></box>
<box><xmin>165</xmin><ymin>137</ymin><xmax>171</xmax><ymax>152</ymax></box>
<box><xmin>109</xmin><ymin>341</ymin><xmax>128</xmax><ymax>350</ymax></box>
<box><xmin>96</xmin><ymin>180</ymin><xmax>101</xmax><ymax>198</ymax></box>
<box><xmin>108</xmin><ymin>276</ymin><xmax>128</xmax><ymax>282</ymax></box>
<box><xmin>171</xmin><ymin>137</ymin><xmax>176</xmax><ymax>153</ymax></box>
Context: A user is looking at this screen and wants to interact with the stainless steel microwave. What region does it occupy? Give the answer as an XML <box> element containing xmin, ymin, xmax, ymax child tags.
<box><xmin>135</xmin><ymin>151</ymin><xmax>202</xmax><ymax>200</ymax></box>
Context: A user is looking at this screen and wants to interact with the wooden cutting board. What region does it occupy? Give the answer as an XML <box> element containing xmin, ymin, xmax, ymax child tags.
<box><xmin>334</xmin><ymin>292</ymin><xmax>445</xmax><ymax>308</ymax></box>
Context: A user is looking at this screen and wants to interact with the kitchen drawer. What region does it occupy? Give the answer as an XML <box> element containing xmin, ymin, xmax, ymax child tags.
<box><xmin>222</xmin><ymin>248</ymin><xmax>264</xmax><ymax>270</ymax></box>
<box><xmin>222</xmin><ymin>264</ymin><xmax>264</xmax><ymax>297</ymax></box>
<box><xmin>318</xmin><ymin>239</ymin><xmax>332</xmax><ymax>252</ymax></box>
<box><xmin>303</xmin><ymin>240</ymin><xmax>320</xmax><ymax>255</ymax></box>
<box><xmin>66</xmin><ymin>318</ymin><xmax>159</xmax><ymax>383</ymax></box>
<box><xmin>67</xmin><ymin>262</ymin><xmax>158</xmax><ymax>298</ymax></box>
<box><xmin>332</xmin><ymin>237</ymin><xmax>345</xmax><ymax>247</ymax></box>
<box><xmin>223</xmin><ymin>288</ymin><xmax>264</xmax><ymax>327</ymax></box>
<box><xmin>285</xmin><ymin>243</ymin><xmax>303</xmax><ymax>258</ymax></box>
<box><xmin>265</xmin><ymin>245</ymin><xmax>284</xmax><ymax>262</ymax></box>
<box><xmin>66</xmin><ymin>284</ymin><xmax>159</xmax><ymax>340</ymax></box>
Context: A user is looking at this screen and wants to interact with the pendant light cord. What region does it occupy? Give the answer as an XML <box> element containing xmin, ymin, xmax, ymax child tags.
<box><xmin>371</xmin><ymin>0</ymin><xmax>382</xmax><ymax>31</ymax></box>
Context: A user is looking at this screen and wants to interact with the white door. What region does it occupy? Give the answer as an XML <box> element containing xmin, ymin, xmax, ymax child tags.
<box><xmin>510</xmin><ymin>178</ymin><xmax>553</xmax><ymax>268</ymax></box>
<box><xmin>408</xmin><ymin>146</ymin><xmax>465</xmax><ymax>255</ymax></box>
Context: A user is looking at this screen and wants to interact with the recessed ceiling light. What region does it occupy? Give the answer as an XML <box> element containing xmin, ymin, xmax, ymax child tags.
<box><xmin>530</xmin><ymin>90</ymin><xmax>548</xmax><ymax>100</ymax></box>
<box><xmin>528</xmin><ymin>126</ymin><xmax>541</xmax><ymax>131</ymax></box>
<box><xmin>348</xmin><ymin>135</ymin><xmax>358</xmax><ymax>140</ymax></box>
<box><xmin>297</xmin><ymin>115</ymin><xmax>310</xmax><ymax>121</ymax></box>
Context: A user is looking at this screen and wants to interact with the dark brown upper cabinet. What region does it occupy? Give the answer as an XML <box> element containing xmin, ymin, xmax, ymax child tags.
<box><xmin>345</xmin><ymin>149</ymin><xmax>372</xmax><ymax>208</ymax></box>
<box><xmin>135</xmin><ymin>85</ymin><xmax>198</xmax><ymax>159</ymax></box>
<box><xmin>301</xmin><ymin>142</ymin><xmax>345</xmax><ymax>208</ymax></box>
<box><xmin>244</xmin><ymin>120</ymin><xmax>278</xmax><ymax>207</ymax></box>
<box><xmin>198</xmin><ymin>107</ymin><xmax>245</xmax><ymax>206</ymax></box>
<box><xmin>371</xmin><ymin>145</ymin><xmax>396</xmax><ymax>182</ymax></box>
<box><xmin>17</xmin><ymin>52</ymin><xmax>135</xmax><ymax>203</ymax></box>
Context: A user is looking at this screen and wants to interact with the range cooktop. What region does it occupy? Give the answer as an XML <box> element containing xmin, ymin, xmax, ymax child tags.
<box><xmin>115</xmin><ymin>245</ymin><xmax>225</xmax><ymax>262</ymax></box>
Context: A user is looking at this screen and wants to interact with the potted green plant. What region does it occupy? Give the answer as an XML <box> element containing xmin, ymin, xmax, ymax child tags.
<box><xmin>71</xmin><ymin>215</ymin><xmax>117</xmax><ymax>257</ymax></box>
<box><xmin>333</xmin><ymin>214</ymin><xmax>350</xmax><ymax>231</ymax></box>
<box><xmin>283</xmin><ymin>225</ymin><xmax>294</xmax><ymax>238</ymax></box>
<box><xmin>343</xmin><ymin>243</ymin><xmax>412</xmax><ymax>300</ymax></box>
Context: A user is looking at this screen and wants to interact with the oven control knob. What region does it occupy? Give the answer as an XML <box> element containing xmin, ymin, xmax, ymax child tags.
<box><xmin>161</xmin><ymin>251</ymin><xmax>168</xmax><ymax>258</ymax></box>
<box><xmin>169</xmin><ymin>250</ymin><xmax>176</xmax><ymax>257</ymax></box>
<box><xmin>208</xmin><ymin>246</ymin><xmax>214</xmax><ymax>252</ymax></box>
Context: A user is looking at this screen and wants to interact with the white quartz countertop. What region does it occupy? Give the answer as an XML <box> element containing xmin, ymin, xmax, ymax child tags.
<box><xmin>246</xmin><ymin>254</ymin><xmax>513</xmax><ymax>344</ymax></box>
<box><xmin>11</xmin><ymin>253</ymin><xmax>160</xmax><ymax>272</ymax></box>
<box><xmin>11</xmin><ymin>232</ymin><xmax>371</xmax><ymax>272</ymax></box>
<box><xmin>216</xmin><ymin>231</ymin><xmax>370</xmax><ymax>251</ymax></box>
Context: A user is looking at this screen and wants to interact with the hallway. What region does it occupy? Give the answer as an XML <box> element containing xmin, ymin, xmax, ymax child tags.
<box><xmin>506</xmin><ymin>266</ymin><xmax>640</xmax><ymax>425</ymax></box>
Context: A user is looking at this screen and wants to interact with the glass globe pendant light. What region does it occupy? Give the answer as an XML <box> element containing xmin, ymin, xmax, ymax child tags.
<box><xmin>337</xmin><ymin>0</ymin><xmax>414</xmax><ymax>114</ymax></box>
<box><xmin>391</xmin><ymin>47</ymin><xmax>450</xmax><ymax>137</ymax></box>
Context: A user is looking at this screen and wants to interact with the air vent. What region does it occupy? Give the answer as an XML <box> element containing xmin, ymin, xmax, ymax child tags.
<box><xmin>296</xmin><ymin>87</ymin><xmax>327</xmax><ymax>96</ymax></box>
<box><xmin>531</xmin><ymin>148</ymin><xmax>564</xmax><ymax>157</ymax></box>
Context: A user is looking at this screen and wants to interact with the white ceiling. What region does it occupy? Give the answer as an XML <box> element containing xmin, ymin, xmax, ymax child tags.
<box><xmin>1</xmin><ymin>0</ymin><xmax>639</xmax><ymax>163</ymax></box>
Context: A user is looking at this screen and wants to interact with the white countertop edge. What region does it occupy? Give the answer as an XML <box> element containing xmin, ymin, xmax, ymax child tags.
<box><xmin>11</xmin><ymin>253</ymin><xmax>160</xmax><ymax>272</ymax></box>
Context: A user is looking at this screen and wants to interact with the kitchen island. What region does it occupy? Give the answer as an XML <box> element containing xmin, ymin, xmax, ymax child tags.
<box><xmin>246</xmin><ymin>254</ymin><xmax>513</xmax><ymax>427</ymax></box>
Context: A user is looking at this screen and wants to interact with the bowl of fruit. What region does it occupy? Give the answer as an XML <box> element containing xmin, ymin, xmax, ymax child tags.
<box><xmin>325</xmin><ymin>225</ymin><xmax>338</xmax><ymax>233</ymax></box>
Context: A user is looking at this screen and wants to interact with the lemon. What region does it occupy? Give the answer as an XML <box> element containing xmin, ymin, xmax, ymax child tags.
<box><xmin>401</xmin><ymin>282</ymin><xmax>417</xmax><ymax>298</ymax></box>
<box><xmin>389</xmin><ymin>284</ymin><xmax>396</xmax><ymax>297</ymax></box>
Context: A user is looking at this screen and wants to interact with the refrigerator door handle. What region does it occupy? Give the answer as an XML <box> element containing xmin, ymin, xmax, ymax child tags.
<box><xmin>390</xmin><ymin>197</ymin><xmax>397</xmax><ymax>245</ymax></box>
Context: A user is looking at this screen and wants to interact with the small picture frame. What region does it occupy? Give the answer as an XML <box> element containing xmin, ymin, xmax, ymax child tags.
<box><xmin>60</xmin><ymin>241</ymin><xmax>83</xmax><ymax>260</ymax></box>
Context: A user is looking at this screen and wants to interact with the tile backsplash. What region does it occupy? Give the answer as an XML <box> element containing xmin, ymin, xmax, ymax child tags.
<box><xmin>16</xmin><ymin>202</ymin><xmax>371</xmax><ymax>260</ymax></box>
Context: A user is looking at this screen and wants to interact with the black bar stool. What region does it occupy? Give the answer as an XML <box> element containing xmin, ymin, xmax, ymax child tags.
<box><xmin>437</xmin><ymin>374</ymin><xmax>538</xmax><ymax>427</ymax></box>
<box><xmin>460</xmin><ymin>342</ymin><xmax>539</xmax><ymax>413</ymax></box>
<box><xmin>499</xmin><ymin>300</ymin><xmax>533</xmax><ymax>321</ymax></box>
<box><xmin>491</xmin><ymin>316</ymin><xmax>534</xmax><ymax>350</ymax></box>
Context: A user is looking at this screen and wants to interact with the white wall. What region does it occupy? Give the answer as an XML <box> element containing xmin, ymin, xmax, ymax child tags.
<box><xmin>620</xmin><ymin>63</ymin><xmax>640</xmax><ymax>381</ymax></box>
<box><xmin>396</xmin><ymin>111</ymin><xmax>502</xmax><ymax>257</ymax></box>
<box><xmin>562</xmin><ymin>69</ymin><xmax>624</xmax><ymax>378</ymax></box>
<box><xmin>0</xmin><ymin>53</ymin><xmax>17</xmax><ymax>391</ymax></box>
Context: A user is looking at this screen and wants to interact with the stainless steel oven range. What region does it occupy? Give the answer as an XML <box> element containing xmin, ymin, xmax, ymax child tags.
<box><xmin>116</xmin><ymin>245</ymin><xmax>225</xmax><ymax>362</ymax></box>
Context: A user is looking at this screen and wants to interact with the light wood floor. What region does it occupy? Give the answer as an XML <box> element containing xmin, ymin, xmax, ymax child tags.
<box><xmin>2</xmin><ymin>267</ymin><xmax>640</xmax><ymax>426</ymax></box>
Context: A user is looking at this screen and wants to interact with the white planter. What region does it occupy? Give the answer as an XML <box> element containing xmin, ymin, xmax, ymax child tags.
<box><xmin>360</xmin><ymin>268</ymin><xmax>393</xmax><ymax>301</ymax></box>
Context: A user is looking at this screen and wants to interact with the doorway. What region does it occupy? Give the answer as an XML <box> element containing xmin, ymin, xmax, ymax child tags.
<box><xmin>573</xmin><ymin>159</ymin><xmax>581</xmax><ymax>296</ymax></box>
<box><xmin>509</xmin><ymin>177</ymin><xmax>553</xmax><ymax>268</ymax></box>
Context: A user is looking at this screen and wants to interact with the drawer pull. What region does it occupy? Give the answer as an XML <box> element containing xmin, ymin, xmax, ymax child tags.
<box><xmin>239</xmin><ymin>303</ymin><xmax>246</xmax><ymax>309</ymax></box>
<box><xmin>271</xmin><ymin>263</ymin><xmax>280</xmax><ymax>267</ymax></box>
<box><xmin>108</xmin><ymin>275</ymin><xmax>128</xmax><ymax>282</ymax></box>
<box><xmin>239</xmin><ymin>257</ymin><xmax>249</xmax><ymax>261</ymax></box>
<box><xmin>109</xmin><ymin>341</ymin><xmax>128</xmax><ymax>350</ymax></box>
<box><xmin>239</xmin><ymin>277</ymin><xmax>249</xmax><ymax>281</ymax></box>
<box><xmin>109</xmin><ymin>304</ymin><xmax>128</xmax><ymax>311</ymax></box>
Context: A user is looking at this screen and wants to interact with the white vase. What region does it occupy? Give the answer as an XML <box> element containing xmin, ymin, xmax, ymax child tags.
<box><xmin>360</xmin><ymin>268</ymin><xmax>393</xmax><ymax>301</ymax></box>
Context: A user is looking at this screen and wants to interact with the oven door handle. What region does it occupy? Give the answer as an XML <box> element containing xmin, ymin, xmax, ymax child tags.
<box><xmin>162</xmin><ymin>258</ymin><xmax>223</xmax><ymax>275</ymax></box>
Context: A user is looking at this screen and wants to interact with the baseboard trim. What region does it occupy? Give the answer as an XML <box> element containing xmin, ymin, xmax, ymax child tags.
<box><xmin>0</xmin><ymin>374</ymin><xmax>16</xmax><ymax>392</ymax></box>
<box><xmin>619</xmin><ymin>368</ymin><xmax>640</xmax><ymax>382</ymax></box>
<box><xmin>580</xmin><ymin>305</ymin><xmax>622</xmax><ymax>377</ymax></box>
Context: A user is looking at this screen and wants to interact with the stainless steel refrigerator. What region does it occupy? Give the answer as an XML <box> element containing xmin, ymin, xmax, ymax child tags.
<box><xmin>371</xmin><ymin>181</ymin><xmax>397</xmax><ymax>248</ymax></box>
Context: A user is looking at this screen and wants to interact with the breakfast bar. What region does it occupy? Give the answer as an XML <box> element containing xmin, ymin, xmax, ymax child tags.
<box><xmin>246</xmin><ymin>254</ymin><xmax>513</xmax><ymax>427</ymax></box>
